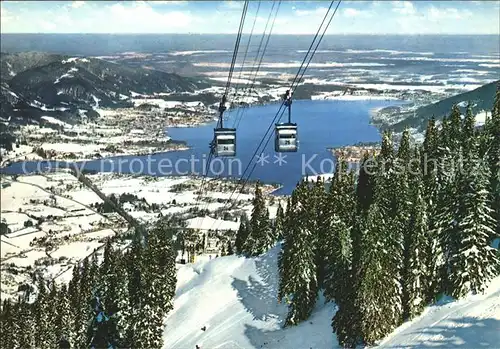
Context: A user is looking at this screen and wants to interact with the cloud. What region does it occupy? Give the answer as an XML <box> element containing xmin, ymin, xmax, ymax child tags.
<box><xmin>0</xmin><ymin>5</ymin><xmax>18</xmax><ymax>25</ymax></box>
<box><xmin>223</xmin><ymin>1</ymin><xmax>243</xmax><ymax>10</ymax></box>
<box><xmin>105</xmin><ymin>2</ymin><xmax>196</xmax><ymax>31</ymax></box>
<box><xmin>343</xmin><ymin>8</ymin><xmax>360</xmax><ymax>17</ymax></box>
<box><xmin>428</xmin><ymin>6</ymin><xmax>473</xmax><ymax>20</ymax></box>
<box><xmin>39</xmin><ymin>20</ymin><xmax>57</xmax><ymax>31</ymax></box>
<box><xmin>342</xmin><ymin>8</ymin><xmax>372</xmax><ymax>18</ymax></box>
<box><xmin>71</xmin><ymin>1</ymin><xmax>85</xmax><ymax>9</ymax></box>
<box><xmin>391</xmin><ymin>1</ymin><xmax>415</xmax><ymax>15</ymax></box>
<box><xmin>150</xmin><ymin>1</ymin><xmax>187</xmax><ymax>4</ymax></box>
<box><xmin>295</xmin><ymin>7</ymin><xmax>328</xmax><ymax>17</ymax></box>
<box><xmin>1</xmin><ymin>0</ymin><xmax>498</xmax><ymax>35</ymax></box>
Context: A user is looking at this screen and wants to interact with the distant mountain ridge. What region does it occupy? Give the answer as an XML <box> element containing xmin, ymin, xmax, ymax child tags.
<box><xmin>389</xmin><ymin>80</ymin><xmax>499</xmax><ymax>132</ymax></box>
<box><xmin>0</xmin><ymin>51</ymin><xmax>209</xmax><ymax>128</ymax></box>
<box><xmin>373</xmin><ymin>80</ymin><xmax>500</xmax><ymax>133</ymax></box>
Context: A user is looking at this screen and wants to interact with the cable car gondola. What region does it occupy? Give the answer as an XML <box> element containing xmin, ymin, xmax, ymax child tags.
<box><xmin>275</xmin><ymin>122</ymin><xmax>297</xmax><ymax>153</ymax></box>
<box><xmin>275</xmin><ymin>89</ymin><xmax>298</xmax><ymax>153</ymax></box>
<box><xmin>212</xmin><ymin>95</ymin><xmax>237</xmax><ymax>157</ymax></box>
<box><xmin>213</xmin><ymin>128</ymin><xmax>236</xmax><ymax>157</ymax></box>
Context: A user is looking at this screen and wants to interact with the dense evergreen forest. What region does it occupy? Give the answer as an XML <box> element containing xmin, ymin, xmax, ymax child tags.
<box><xmin>1</xmin><ymin>89</ymin><xmax>499</xmax><ymax>348</ymax></box>
<box><xmin>274</xmin><ymin>89</ymin><xmax>500</xmax><ymax>347</ymax></box>
<box><xmin>1</xmin><ymin>225</ymin><xmax>177</xmax><ymax>348</ymax></box>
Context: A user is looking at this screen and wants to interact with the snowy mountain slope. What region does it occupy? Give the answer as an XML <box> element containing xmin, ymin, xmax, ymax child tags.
<box><xmin>379</xmin><ymin>277</ymin><xmax>500</xmax><ymax>348</ymax></box>
<box><xmin>387</xmin><ymin>80</ymin><xmax>499</xmax><ymax>132</ymax></box>
<box><xmin>0</xmin><ymin>52</ymin><xmax>210</xmax><ymax>129</ymax></box>
<box><xmin>163</xmin><ymin>245</ymin><xmax>338</xmax><ymax>349</ymax></box>
<box><xmin>164</xmin><ymin>246</ymin><xmax>500</xmax><ymax>349</ymax></box>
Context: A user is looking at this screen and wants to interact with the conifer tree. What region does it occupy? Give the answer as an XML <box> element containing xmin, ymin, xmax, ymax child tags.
<box><xmin>274</xmin><ymin>202</ymin><xmax>285</xmax><ymax>241</ymax></box>
<box><xmin>310</xmin><ymin>176</ymin><xmax>329</xmax><ymax>289</ymax></box>
<box><xmin>353</xmin><ymin>203</ymin><xmax>394</xmax><ymax>345</ymax></box>
<box><xmin>89</xmin><ymin>252</ymin><xmax>100</xmax><ymax>286</ymax></box>
<box><xmin>284</xmin><ymin>196</ymin><xmax>292</xmax><ymax>235</ymax></box>
<box><xmin>448</xmin><ymin>104</ymin><xmax>463</xmax><ymax>152</ymax></box>
<box><xmin>227</xmin><ymin>240</ymin><xmax>234</xmax><ymax>255</ymax></box>
<box><xmin>0</xmin><ymin>300</ymin><xmax>6</xmax><ymax>345</ymax></box>
<box><xmin>434</xmin><ymin>115</ymin><xmax>461</xmax><ymax>295</ymax></box>
<box><xmin>88</xmin><ymin>293</ymin><xmax>117</xmax><ymax>349</ymax></box>
<box><xmin>46</xmin><ymin>282</ymin><xmax>59</xmax><ymax>346</ymax></box>
<box><xmin>114</xmin><ymin>257</ymin><xmax>131</xmax><ymax>347</ymax></box>
<box><xmin>350</xmin><ymin>131</ymin><xmax>404</xmax><ymax>339</ymax></box>
<box><xmin>278</xmin><ymin>190</ymin><xmax>299</xmax><ymax>303</ymax></box>
<box><xmin>397</xmin><ymin>128</ymin><xmax>412</xmax><ymax>163</ymax></box>
<box><xmin>126</xmin><ymin>237</ymin><xmax>143</xmax><ymax>309</ymax></box>
<box><xmin>375</xmin><ymin>132</ymin><xmax>404</xmax><ymax>327</ymax></box>
<box><xmin>132</xmin><ymin>239</ymin><xmax>162</xmax><ymax>347</ymax></box>
<box><xmin>401</xmin><ymin>153</ymin><xmax>427</xmax><ymax>320</ymax></box>
<box><xmin>463</xmin><ymin>103</ymin><xmax>476</xmax><ymax>151</ymax></box>
<box><xmin>450</xmin><ymin>150</ymin><xmax>499</xmax><ymax>298</ymax></box>
<box><xmin>75</xmin><ymin>258</ymin><xmax>93</xmax><ymax>347</ymax></box>
<box><xmin>396</xmin><ymin>131</ymin><xmax>426</xmax><ymax>321</ymax></box>
<box><xmin>55</xmin><ymin>284</ymin><xmax>73</xmax><ymax>347</ymax></box>
<box><xmin>100</xmin><ymin>239</ymin><xmax>130</xmax><ymax>347</ymax></box>
<box><xmin>485</xmin><ymin>87</ymin><xmax>500</xmax><ymax>235</ymax></box>
<box><xmin>132</xmin><ymin>222</ymin><xmax>177</xmax><ymax>348</ymax></box>
<box><xmin>332</xmin><ymin>154</ymin><xmax>376</xmax><ymax>348</ymax></box>
<box><xmin>2</xmin><ymin>299</ymin><xmax>21</xmax><ymax>349</ymax></box>
<box><xmin>235</xmin><ymin>213</ymin><xmax>250</xmax><ymax>255</ymax></box>
<box><xmin>244</xmin><ymin>182</ymin><xmax>273</xmax><ymax>255</ymax></box>
<box><xmin>324</xmin><ymin>214</ymin><xmax>351</xmax><ymax>300</ymax></box>
<box><xmin>381</xmin><ymin>130</ymin><xmax>395</xmax><ymax>159</ymax></box>
<box><xmin>68</xmin><ymin>263</ymin><xmax>81</xmax><ymax>348</ymax></box>
<box><xmin>421</xmin><ymin>116</ymin><xmax>443</xmax><ymax>302</ymax></box>
<box><xmin>324</xmin><ymin>157</ymin><xmax>354</xmax><ymax>301</ymax></box>
<box><xmin>264</xmin><ymin>208</ymin><xmax>276</xmax><ymax>248</ymax></box>
<box><xmin>356</xmin><ymin>152</ymin><xmax>376</xmax><ymax>213</ymax></box>
<box><xmin>34</xmin><ymin>278</ymin><xmax>53</xmax><ymax>348</ymax></box>
<box><xmin>376</xmin><ymin>131</ymin><xmax>399</xmax><ymax>218</ymax></box>
<box><xmin>279</xmin><ymin>182</ymin><xmax>318</xmax><ymax>326</ymax></box>
<box><xmin>1</xmin><ymin>299</ymin><xmax>19</xmax><ymax>349</ymax></box>
<box><xmin>17</xmin><ymin>300</ymin><xmax>35</xmax><ymax>348</ymax></box>
<box><xmin>422</xmin><ymin>117</ymin><xmax>439</xmax><ymax>199</ymax></box>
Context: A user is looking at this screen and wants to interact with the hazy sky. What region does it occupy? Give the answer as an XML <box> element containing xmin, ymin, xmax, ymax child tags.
<box><xmin>1</xmin><ymin>0</ymin><xmax>499</xmax><ymax>35</ymax></box>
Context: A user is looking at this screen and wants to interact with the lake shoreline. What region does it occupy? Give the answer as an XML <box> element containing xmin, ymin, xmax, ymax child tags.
<box><xmin>3</xmin><ymin>99</ymin><xmax>396</xmax><ymax>194</ymax></box>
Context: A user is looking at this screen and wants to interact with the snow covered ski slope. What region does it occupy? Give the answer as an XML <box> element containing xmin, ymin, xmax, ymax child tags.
<box><xmin>379</xmin><ymin>277</ymin><xmax>500</xmax><ymax>348</ymax></box>
<box><xmin>163</xmin><ymin>246</ymin><xmax>500</xmax><ymax>349</ymax></box>
<box><xmin>163</xmin><ymin>246</ymin><xmax>337</xmax><ymax>349</ymax></box>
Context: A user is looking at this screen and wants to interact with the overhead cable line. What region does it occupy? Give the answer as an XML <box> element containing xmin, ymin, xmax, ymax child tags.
<box><xmin>210</xmin><ymin>0</ymin><xmax>342</xmax><ymax>231</ymax></box>
<box><xmin>232</xmin><ymin>0</ymin><xmax>262</xmax><ymax>97</ymax></box>
<box><xmin>235</xmin><ymin>0</ymin><xmax>343</xmax><ymax>196</ymax></box>
<box><xmin>196</xmin><ymin>1</ymin><xmax>250</xmax><ymax>230</ymax></box>
<box><xmin>233</xmin><ymin>0</ymin><xmax>281</xmax><ymax>129</ymax></box>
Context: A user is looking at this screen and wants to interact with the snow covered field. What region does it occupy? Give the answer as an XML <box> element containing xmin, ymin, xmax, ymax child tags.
<box><xmin>1</xmin><ymin>171</ymin><xmax>281</xmax><ymax>301</ymax></box>
<box><xmin>163</xmin><ymin>246</ymin><xmax>500</xmax><ymax>349</ymax></box>
<box><xmin>0</xmin><ymin>172</ymin><xmax>121</xmax><ymax>299</ymax></box>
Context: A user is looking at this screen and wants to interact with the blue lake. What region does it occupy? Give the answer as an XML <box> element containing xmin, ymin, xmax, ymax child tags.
<box><xmin>3</xmin><ymin>99</ymin><xmax>401</xmax><ymax>195</ymax></box>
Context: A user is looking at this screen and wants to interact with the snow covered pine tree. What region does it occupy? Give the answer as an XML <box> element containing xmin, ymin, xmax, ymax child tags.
<box><xmin>88</xmin><ymin>293</ymin><xmax>116</xmax><ymax>349</ymax></box>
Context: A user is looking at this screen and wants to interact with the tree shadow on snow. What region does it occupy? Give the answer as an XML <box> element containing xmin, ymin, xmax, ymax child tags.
<box><xmin>231</xmin><ymin>248</ymin><xmax>286</xmax><ymax>323</ymax></box>
<box><xmin>382</xmin><ymin>317</ymin><xmax>500</xmax><ymax>348</ymax></box>
<box><xmin>231</xmin><ymin>248</ymin><xmax>289</xmax><ymax>347</ymax></box>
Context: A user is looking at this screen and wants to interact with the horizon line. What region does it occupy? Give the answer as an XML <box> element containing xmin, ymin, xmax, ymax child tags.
<box><xmin>1</xmin><ymin>33</ymin><xmax>499</xmax><ymax>36</ymax></box>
